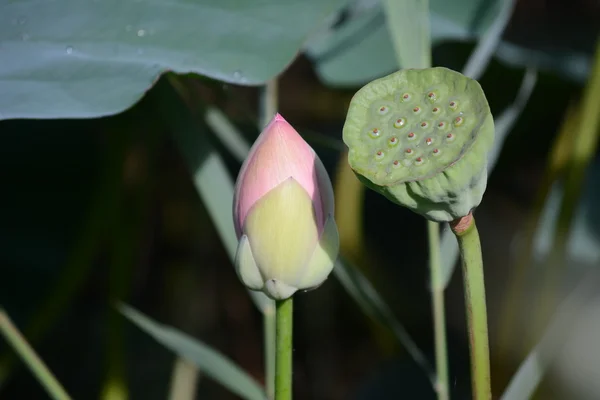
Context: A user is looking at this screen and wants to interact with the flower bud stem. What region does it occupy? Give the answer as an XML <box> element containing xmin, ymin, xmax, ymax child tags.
<box><xmin>275</xmin><ymin>298</ymin><xmax>293</xmax><ymax>400</ymax></box>
<box><xmin>450</xmin><ymin>214</ymin><xmax>491</xmax><ymax>399</ymax></box>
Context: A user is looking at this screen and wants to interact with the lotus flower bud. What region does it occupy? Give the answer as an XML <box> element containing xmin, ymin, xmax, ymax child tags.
<box><xmin>343</xmin><ymin>67</ymin><xmax>495</xmax><ymax>222</ymax></box>
<box><xmin>232</xmin><ymin>114</ymin><xmax>339</xmax><ymax>300</ymax></box>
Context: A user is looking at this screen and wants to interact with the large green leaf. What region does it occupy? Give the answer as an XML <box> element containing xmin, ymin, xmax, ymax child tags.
<box><xmin>119</xmin><ymin>304</ymin><xmax>267</xmax><ymax>400</ymax></box>
<box><xmin>306</xmin><ymin>0</ymin><xmax>592</xmax><ymax>86</ymax></box>
<box><xmin>0</xmin><ymin>0</ymin><xmax>348</xmax><ymax>120</ymax></box>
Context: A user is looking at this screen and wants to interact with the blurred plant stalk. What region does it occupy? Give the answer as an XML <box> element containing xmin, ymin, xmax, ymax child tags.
<box><xmin>168</xmin><ymin>358</ymin><xmax>200</xmax><ymax>400</ymax></box>
<box><xmin>428</xmin><ymin>220</ymin><xmax>449</xmax><ymax>400</ymax></box>
<box><xmin>260</xmin><ymin>79</ymin><xmax>279</xmax><ymax>400</ymax></box>
<box><xmin>0</xmin><ymin>309</ymin><xmax>72</xmax><ymax>400</ymax></box>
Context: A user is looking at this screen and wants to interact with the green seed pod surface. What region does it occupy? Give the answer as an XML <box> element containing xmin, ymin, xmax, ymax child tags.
<box><xmin>343</xmin><ymin>67</ymin><xmax>494</xmax><ymax>222</ymax></box>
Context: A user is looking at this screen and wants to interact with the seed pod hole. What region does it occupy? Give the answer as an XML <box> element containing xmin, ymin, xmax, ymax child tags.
<box><xmin>427</xmin><ymin>92</ymin><xmax>437</xmax><ymax>102</ymax></box>
<box><xmin>392</xmin><ymin>160</ymin><xmax>401</xmax><ymax>168</ymax></box>
<box><xmin>415</xmin><ymin>157</ymin><xmax>424</xmax><ymax>166</ymax></box>
<box><xmin>402</xmin><ymin>93</ymin><xmax>411</xmax><ymax>101</ymax></box>
<box><xmin>432</xmin><ymin>148</ymin><xmax>441</xmax><ymax>156</ymax></box>
<box><xmin>405</xmin><ymin>148</ymin><xmax>413</xmax><ymax>155</ymax></box>
<box><xmin>420</xmin><ymin>121</ymin><xmax>429</xmax><ymax>129</ymax></box>
<box><xmin>375</xmin><ymin>150</ymin><xmax>385</xmax><ymax>160</ymax></box>
<box><xmin>425</xmin><ymin>137</ymin><xmax>433</xmax><ymax>146</ymax></box>
<box><xmin>368</xmin><ymin>128</ymin><xmax>381</xmax><ymax>138</ymax></box>
<box><xmin>454</xmin><ymin>116</ymin><xmax>464</xmax><ymax>126</ymax></box>
<box><xmin>388</xmin><ymin>137</ymin><xmax>399</xmax><ymax>146</ymax></box>
<box><xmin>449</xmin><ymin>100</ymin><xmax>458</xmax><ymax>110</ymax></box>
<box><xmin>446</xmin><ymin>133</ymin><xmax>455</xmax><ymax>142</ymax></box>
<box><xmin>413</xmin><ymin>106</ymin><xmax>421</xmax><ymax>114</ymax></box>
<box><xmin>432</xmin><ymin>107</ymin><xmax>440</xmax><ymax>114</ymax></box>
<box><xmin>394</xmin><ymin>118</ymin><xmax>406</xmax><ymax>128</ymax></box>
<box><xmin>378</xmin><ymin>106</ymin><xmax>390</xmax><ymax>115</ymax></box>
<box><xmin>407</xmin><ymin>132</ymin><xmax>416</xmax><ymax>141</ymax></box>
<box><xmin>438</xmin><ymin>121</ymin><xmax>447</xmax><ymax>129</ymax></box>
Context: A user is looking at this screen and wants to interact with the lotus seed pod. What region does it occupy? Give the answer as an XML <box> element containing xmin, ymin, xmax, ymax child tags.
<box><xmin>342</xmin><ymin>67</ymin><xmax>494</xmax><ymax>222</ymax></box>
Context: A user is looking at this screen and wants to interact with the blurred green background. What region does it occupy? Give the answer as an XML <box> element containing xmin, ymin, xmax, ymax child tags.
<box><xmin>0</xmin><ymin>0</ymin><xmax>599</xmax><ymax>399</ymax></box>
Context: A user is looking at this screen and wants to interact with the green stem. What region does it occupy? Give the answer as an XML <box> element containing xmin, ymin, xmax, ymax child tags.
<box><xmin>451</xmin><ymin>215</ymin><xmax>491</xmax><ymax>400</ymax></box>
<box><xmin>275</xmin><ymin>298</ymin><xmax>293</xmax><ymax>400</ymax></box>
<box><xmin>264</xmin><ymin>305</ymin><xmax>276</xmax><ymax>399</ymax></box>
<box><xmin>428</xmin><ymin>221</ymin><xmax>450</xmax><ymax>400</ymax></box>
<box><xmin>0</xmin><ymin>309</ymin><xmax>72</xmax><ymax>400</ymax></box>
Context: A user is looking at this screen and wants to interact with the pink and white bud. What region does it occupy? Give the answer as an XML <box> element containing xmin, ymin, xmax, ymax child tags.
<box><xmin>232</xmin><ymin>114</ymin><xmax>339</xmax><ymax>300</ymax></box>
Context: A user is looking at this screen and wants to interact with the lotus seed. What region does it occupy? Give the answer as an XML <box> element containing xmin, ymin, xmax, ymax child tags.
<box><xmin>454</xmin><ymin>116</ymin><xmax>464</xmax><ymax>126</ymax></box>
<box><xmin>369</xmin><ymin>128</ymin><xmax>381</xmax><ymax>138</ymax></box>
<box><xmin>375</xmin><ymin>150</ymin><xmax>385</xmax><ymax>160</ymax></box>
<box><xmin>446</xmin><ymin>133</ymin><xmax>455</xmax><ymax>142</ymax></box>
<box><xmin>392</xmin><ymin>160</ymin><xmax>401</xmax><ymax>168</ymax></box>
<box><xmin>425</xmin><ymin>138</ymin><xmax>433</xmax><ymax>145</ymax></box>
<box><xmin>427</xmin><ymin>92</ymin><xmax>437</xmax><ymax>102</ymax></box>
<box><xmin>432</xmin><ymin>107</ymin><xmax>440</xmax><ymax>114</ymax></box>
<box><xmin>406</xmin><ymin>148</ymin><xmax>413</xmax><ymax>154</ymax></box>
<box><xmin>420</xmin><ymin>121</ymin><xmax>429</xmax><ymax>128</ymax></box>
<box><xmin>402</xmin><ymin>93</ymin><xmax>411</xmax><ymax>101</ymax></box>
<box><xmin>449</xmin><ymin>101</ymin><xmax>457</xmax><ymax>109</ymax></box>
<box><xmin>413</xmin><ymin>107</ymin><xmax>421</xmax><ymax>113</ymax></box>
<box><xmin>378</xmin><ymin>106</ymin><xmax>389</xmax><ymax>115</ymax></box>
<box><xmin>389</xmin><ymin>137</ymin><xmax>399</xmax><ymax>146</ymax></box>
<box><xmin>394</xmin><ymin>118</ymin><xmax>406</xmax><ymax>128</ymax></box>
<box><xmin>438</xmin><ymin>121</ymin><xmax>446</xmax><ymax>128</ymax></box>
<box><xmin>415</xmin><ymin>157</ymin><xmax>424</xmax><ymax>165</ymax></box>
<box><xmin>433</xmin><ymin>148</ymin><xmax>440</xmax><ymax>155</ymax></box>
<box><xmin>407</xmin><ymin>132</ymin><xmax>416</xmax><ymax>140</ymax></box>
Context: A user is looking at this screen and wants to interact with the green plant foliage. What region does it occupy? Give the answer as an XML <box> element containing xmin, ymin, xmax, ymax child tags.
<box><xmin>118</xmin><ymin>304</ymin><xmax>267</xmax><ymax>400</ymax></box>
<box><xmin>306</xmin><ymin>1</ymin><xmax>592</xmax><ymax>86</ymax></box>
<box><xmin>0</xmin><ymin>0</ymin><xmax>349</xmax><ymax>120</ymax></box>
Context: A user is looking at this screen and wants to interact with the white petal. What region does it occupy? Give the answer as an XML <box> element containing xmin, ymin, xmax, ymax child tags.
<box><xmin>297</xmin><ymin>215</ymin><xmax>339</xmax><ymax>290</ymax></box>
<box><xmin>234</xmin><ymin>235</ymin><xmax>264</xmax><ymax>291</ymax></box>
<box><xmin>264</xmin><ymin>279</ymin><xmax>298</xmax><ymax>300</ymax></box>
